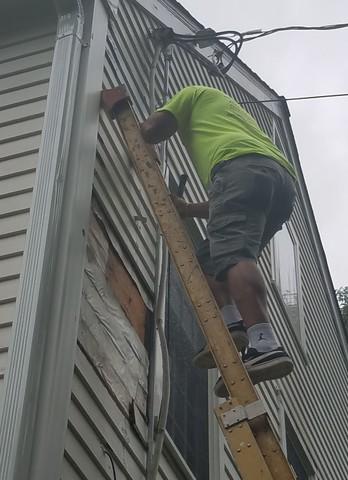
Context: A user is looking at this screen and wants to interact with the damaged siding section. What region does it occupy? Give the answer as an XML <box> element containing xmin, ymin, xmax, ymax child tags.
<box><xmin>63</xmin><ymin>203</ymin><xmax>150</xmax><ymax>478</ymax></box>
<box><xmin>63</xmin><ymin>201</ymin><xmax>191</xmax><ymax>479</ymax></box>
<box><xmin>79</xmin><ymin>205</ymin><xmax>149</xmax><ymax>415</ymax></box>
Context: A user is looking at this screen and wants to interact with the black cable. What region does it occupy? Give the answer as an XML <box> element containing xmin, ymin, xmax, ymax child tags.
<box><xmin>239</xmin><ymin>92</ymin><xmax>348</xmax><ymax>105</ymax></box>
<box><xmin>157</xmin><ymin>21</ymin><xmax>348</xmax><ymax>75</ymax></box>
<box><xmin>103</xmin><ymin>449</ymin><xmax>117</xmax><ymax>480</ymax></box>
<box><xmin>243</xmin><ymin>22</ymin><xmax>348</xmax><ymax>42</ymax></box>
<box><xmin>173</xmin><ymin>29</ymin><xmax>242</xmax><ymax>39</ymax></box>
<box><xmin>169</xmin><ymin>30</ymin><xmax>244</xmax><ymax>73</ymax></box>
<box><xmin>219</xmin><ymin>36</ymin><xmax>243</xmax><ymax>73</ymax></box>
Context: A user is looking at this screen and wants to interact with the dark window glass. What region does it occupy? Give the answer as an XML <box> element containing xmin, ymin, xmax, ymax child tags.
<box><xmin>166</xmin><ymin>259</ymin><xmax>209</xmax><ymax>480</ymax></box>
<box><xmin>286</xmin><ymin>420</ymin><xmax>314</xmax><ymax>480</ymax></box>
<box><xmin>287</xmin><ymin>441</ymin><xmax>309</xmax><ymax>480</ymax></box>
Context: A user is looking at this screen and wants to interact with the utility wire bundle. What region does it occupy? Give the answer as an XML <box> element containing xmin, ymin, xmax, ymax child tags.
<box><xmin>151</xmin><ymin>22</ymin><xmax>348</xmax><ymax>75</ymax></box>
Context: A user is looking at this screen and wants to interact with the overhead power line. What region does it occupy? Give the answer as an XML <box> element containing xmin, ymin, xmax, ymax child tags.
<box><xmin>243</xmin><ymin>22</ymin><xmax>348</xmax><ymax>42</ymax></box>
<box><xmin>239</xmin><ymin>92</ymin><xmax>348</xmax><ymax>105</ymax></box>
<box><xmin>160</xmin><ymin>21</ymin><xmax>348</xmax><ymax>75</ymax></box>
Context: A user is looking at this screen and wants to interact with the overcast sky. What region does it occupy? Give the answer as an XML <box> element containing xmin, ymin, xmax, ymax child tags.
<box><xmin>179</xmin><ymin>0</ymin><xmax>348</xmax><ymax>288</ymax></box>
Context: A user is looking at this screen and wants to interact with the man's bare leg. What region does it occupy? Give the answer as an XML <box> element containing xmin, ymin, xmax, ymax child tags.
<box><xmin>204</xmin><ymin>274</ymin><xmax>230</xmax><ymax>308</ymax></box>
<box><xmin>225</xmin><ymin>259</ymin><xmax>279</xmax><ymax>352</ymax></box>
<box><xmin>213</xmin><ymin>258</ymin><xmax>294</xmax><ymax>395</ymax></box>
<box><xmin>225</xmin><ymin>259</ymin><xmax>268</xmax><ymax>328</ymax></box>
<box><xmin>192</xmin><ymin>274</ymin><xmax>248</xmax><ymax>369</ymax></box>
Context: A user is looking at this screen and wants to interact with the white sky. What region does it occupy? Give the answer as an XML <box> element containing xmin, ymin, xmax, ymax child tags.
<box><xmin>179</xmin><ymin>0</ymin><xmax>348</xmax><ymax>288</ymax></box>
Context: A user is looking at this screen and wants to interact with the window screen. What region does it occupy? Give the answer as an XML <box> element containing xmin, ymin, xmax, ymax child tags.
<box><xmin>272</xmin><ymin>224</ymin><xmax>302</xmax><ymax>339</ymax></box>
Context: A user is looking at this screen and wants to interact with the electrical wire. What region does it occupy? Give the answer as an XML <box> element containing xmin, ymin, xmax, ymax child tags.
<box><xmin>162</xmin><ymin>21</ymin><xmax>348</xmax><ymax>75</ymax></box>
<box><xmin>103</xmin><ymin>449</ymin><xmax>117</xmax><ymax>480</ymax></box>
<box><xmin>146</xmin><ymin>43</ymin><xmax>172</xmax><ymax>480</ymax></box>
<box><xmin>239</xmin><ymin>92</ymin><xmax>348</xmax><ymax>105</ymax></box>
<box><xmin>243</xmin><ymin>22</ymin><xmax>348</xmax><ymax>42</ymax></box>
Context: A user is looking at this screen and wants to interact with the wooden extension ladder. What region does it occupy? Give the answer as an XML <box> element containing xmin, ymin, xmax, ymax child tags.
<box><xmin>101</xmin><ymin>86</ymin><xmax>296</xmax><ymax>480</ymax></box>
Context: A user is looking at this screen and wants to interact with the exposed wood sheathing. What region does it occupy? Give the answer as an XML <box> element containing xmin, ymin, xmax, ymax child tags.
<box><xmin>79</xmin><ymin>207</ymin><xmax>149</xmax><ymax>415</ymax></box>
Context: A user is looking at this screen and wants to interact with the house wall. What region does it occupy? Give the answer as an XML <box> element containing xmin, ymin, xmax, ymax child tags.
<box><xmin>62</xmin><ymin>201</ymin><xmax>197</xmax><ymax>480</ymax></box>
<box><xmin>1</xmin><ymin>0</ymin><xmax>346</xmax><ymax>478</ymax></box>
<box><xmin>61</xmin><ymin>0</ymin><xmax>348</xmax><ymax>478</ymax></box>
<box><xmin>0</xmin><ymin>19</ymin><xmax>56</xmax><ymax>399</ymax></box>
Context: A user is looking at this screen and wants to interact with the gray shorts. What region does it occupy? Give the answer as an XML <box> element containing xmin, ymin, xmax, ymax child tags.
<box><xmin>196</xmin><ymin>155</ymin><xmax>296</xmax><ymax>280</ymax></box>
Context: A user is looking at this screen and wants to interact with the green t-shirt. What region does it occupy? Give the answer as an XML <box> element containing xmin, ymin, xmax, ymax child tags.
<box><xmin>157</xmin><ymin>85</ymin><xmax>296</xmax><ymax>187</ymax></box>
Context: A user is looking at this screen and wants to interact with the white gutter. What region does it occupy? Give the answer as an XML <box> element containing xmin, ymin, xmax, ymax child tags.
<box><xmin>0</xmin><ymin>1</ymin><xmax>108</xmax><ymax>479</ymax></box>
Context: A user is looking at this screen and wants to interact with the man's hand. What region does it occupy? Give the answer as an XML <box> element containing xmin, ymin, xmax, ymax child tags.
<box><xmin>170</xmin><ymin>195</ymin><xmax>209</xmax><ymax>219</ymax></box>
<box><xmin>171</xmin><ymin>194</ymin><xmax>190</xmax><ymax>218</ymax></box>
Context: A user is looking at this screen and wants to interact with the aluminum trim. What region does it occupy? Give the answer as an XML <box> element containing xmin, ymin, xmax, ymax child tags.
<box><xmin>0</xmin><ymin>1</ymin><xmax>108</xmax><ymax>479</ymax></box>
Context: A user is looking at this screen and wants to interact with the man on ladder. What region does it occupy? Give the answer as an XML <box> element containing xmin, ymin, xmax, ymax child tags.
<box><xmin>141</xmin><ymin>85</ymin><xmax>296</xmax><ymax>397</ymax></box>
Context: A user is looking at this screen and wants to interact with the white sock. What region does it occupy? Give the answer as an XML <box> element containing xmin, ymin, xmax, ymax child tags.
<box><xmin>247</xmin><ymin>323</ymin><xmax>279</xmax><ymax>352</ymax></box>
<box><xmin>221</xmin><ymin>304</ymin><xmax>242</xmax><ymax>327</ymax></box>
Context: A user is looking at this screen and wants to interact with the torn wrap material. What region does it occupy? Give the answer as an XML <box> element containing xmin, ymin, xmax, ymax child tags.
<box><xmin>79</xmin><ymin>213</ymin><xmax>149</xmax><ymax>415</ymax></box>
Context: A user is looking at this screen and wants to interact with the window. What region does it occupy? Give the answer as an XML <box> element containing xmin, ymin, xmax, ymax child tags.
<box><xmin>278</xmin><ymin>394</ymin><xmax>315</xmax><ymax>479</ymax></box>
<box><xmin>272</xmin><ymin>223</ymin><xmax>304</xmax><ymax>344</ymax></box>
<box><xmin>166</xmin><ymin>258</ymin><xmax>209</xmax><ymax>479</ymax></box>
<box><xmin>286</xmin><ymin>419</ymin><xmax>315</xmax><ymax>480</ymax></box>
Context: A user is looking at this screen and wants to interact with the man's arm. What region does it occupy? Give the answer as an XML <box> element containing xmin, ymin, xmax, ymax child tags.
<box><xmin>186</xmin><ymin>201</ymin><xmax>209</xmax><ymax>219</ymax></box>
<box><xmin>141</xmin><ymin>111</ymin><xmax>177</xmax><ymax>144</ymax></box>
<box><xmin>171</xmin><ymin>195</ymin><xmax>209</xmax><ymax>219</ymax></box>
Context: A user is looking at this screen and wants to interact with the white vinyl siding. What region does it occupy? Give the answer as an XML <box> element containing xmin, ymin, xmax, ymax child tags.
<box><xmin>60</xmin><ymin>0</ymin><xmax>348</xmax><ymax>479</ymax></box>
<box><xmin>62</xmin><ymin>345</ymin><xmax>194</xmax><ymax>480</ymax></box>
<box><xmin>0</xmin><ymin>23</ymin><xmax>55</xmax><ymax>396</ymax></box>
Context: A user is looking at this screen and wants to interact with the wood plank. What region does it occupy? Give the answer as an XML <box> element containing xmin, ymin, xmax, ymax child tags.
<box><xmin>105</xmin><ymin>241</ymin><xmax>148</xmax><ymax>344</ymax></box>
<box><xmin>89</xmin><ymin>213</ymin><xmax>148</xmax><ymax>344</ymax></box>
